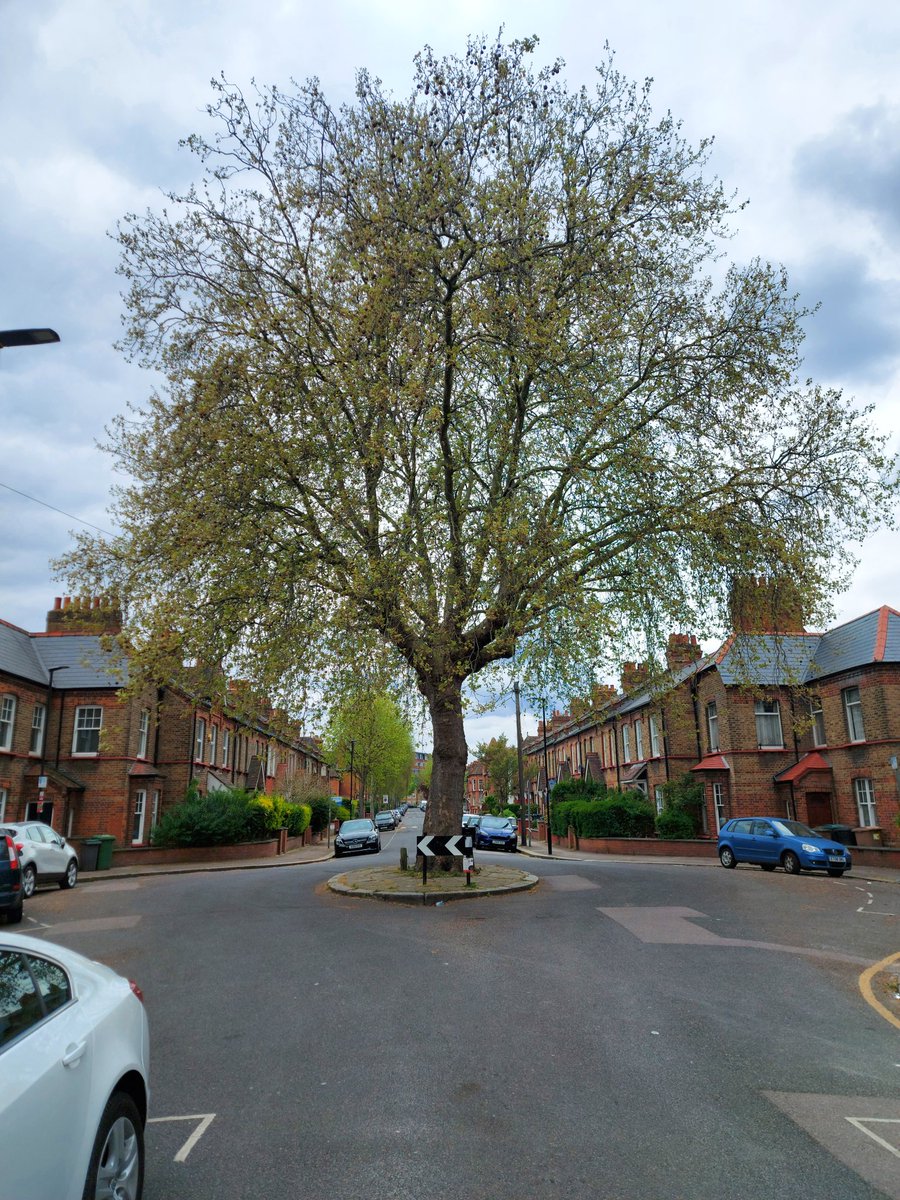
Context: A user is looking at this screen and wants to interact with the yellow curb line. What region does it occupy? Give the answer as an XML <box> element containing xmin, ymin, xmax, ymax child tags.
<box><xmin>858</xmin><ymin>949</ymin><xmax>900</xmax><ymax>1031</ymax></box>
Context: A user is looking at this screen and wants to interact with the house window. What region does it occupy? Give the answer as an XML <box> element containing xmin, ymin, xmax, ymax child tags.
<box><xmin>73</xmin><ymin>706</ymin><xmax>102</xmax><ymax>755</ymax></box>
<box><xmin>151</xmin><ymin>790</ymin><xmax>160</xmax><ymax>831</ymax></box>
<box><xmin>649</xmin><ymin>715</ymin><xmax>660</xmax><ymax>758</ymax></box>
<box><xmin>222</xmin><ymin>730</ymin><xmax>230</xmax><ymax>768</ymax></box>
<box><xmin>267</xmin><ymin>743</ymin><xmax>277</xmax><ymax>777</ymax></box>
<box><xmin>622</xmin><ymin>725</ymin><xmax>631</xmax><ymax>762</ymax></box>
<box><xmin>0</xmin><ymin>789</ymin><xmax>6</xmax><ymax>821</ymax></box>
<box><xmin>754</xmin><ymin>700</ymin><xmax>783</xmax><ymax>748</ymax></box>
<box><xmin>30</xmin><ymin>704</ymin><xmax>46</xmax><ymax>756</ymax></box>
<box><xmin>654</xmin><ymin>785</ymin><xmax>665</xmax><ymax>815</ymax></box>
<box><xmin>194</xmin><ymin>718</ymin><xmax>207</xmax><ymax>763</ymax></box>
<box><xmin>706</xmin><ymin>701</ymin><xmax>719</xmax><ymax>751</ymax></box>
<box><xmin>0</xmin><ymin>696</ymin><xmax>16</xmax><ymax>752</ymax></box>
<box><xmin>809</xmin><ymin>699</ymin><xmax>826</xmax><ymax>747</ymax></box>
<box><xmin>138</xmin><ymin>708</ymin><xmax>150</xmax><ymax>759</ymax></box>
<box><xmin>713</xmin><ymin>782</ymin><xmax>727</xmax><ymax>832</ymax></box>
<box><xmin>842</xmin><ymin>687</ymin><xmax>865</xmax><ymax>742</ymax></box>
<box><xmin>209</xmin><ymin>725</ymin><xmax>218</xmax><ymax>767</ymax></box>
<box><xmin>131</xmin><ymin>790</ymin><xmax>146</xmax><ymax>844</ymax></box>
<box><xmin>634</xmin><ymin>720</ymin><xmax>644</xmax><ymax>760</ymax></box>
<box><xmin>854</xmin><ymin>778</ymin><xmax>877</xmax><ymax>827</ymax></box>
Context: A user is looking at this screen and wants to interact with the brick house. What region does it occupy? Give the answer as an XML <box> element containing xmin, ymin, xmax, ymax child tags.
<box><xmin>524</xmin><ymin>595</ymin><xmax>900</xmax><ymax>843</ymax></box>
<box><xmin>0</xmin><ymin>598</ymin><xmax>332</xmax><ymax>847</ymax></box>
<box><xmin>464</xmin><ymin>759</ymin><xmax>489</xmax><ymax>811</ymax></box>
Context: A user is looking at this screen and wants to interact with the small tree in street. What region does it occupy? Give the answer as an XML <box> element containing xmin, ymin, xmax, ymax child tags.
<box><xmin>59</xmin><ymin>36</ymin><xmax>896</xmax><ymax>844</ymax></box>
<box><xmin>324</xmin><ymin>691</ymin><xmax>414</xmax><ymax>815</ymax></box>
<box><xmin>476</xmin><ymin>735</ymin><xmax>519</xmax><ymax>810</ymax></box>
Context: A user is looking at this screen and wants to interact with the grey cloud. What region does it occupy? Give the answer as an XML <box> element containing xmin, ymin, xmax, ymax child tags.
<box><xmin>794</xmin><ymin>252</ymin><xmax>900</xmax><ymax>385</ymax></box>
<box><xmin>794</xmin><ymin>103</ymin><xmax>900</xmax><ymax>239</ymax></box>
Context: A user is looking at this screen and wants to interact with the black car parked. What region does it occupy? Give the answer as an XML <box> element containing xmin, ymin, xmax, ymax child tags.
<box><xmin>334</xmin><ymin>818</ymin><xmax>382</xmax><ymax>857</ymax></box>
<box><xmin>0</xmin><ymin>833</ymin><xmax>24</xmax><ymax>924</ymax></box>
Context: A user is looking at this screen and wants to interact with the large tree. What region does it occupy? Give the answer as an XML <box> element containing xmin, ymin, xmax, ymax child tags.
<box><xmin>324</xmin><ymin>690</ymin><xmax>415</xmax><ymax>812</ymax></box>
<box><xmin>60</xmin><ymin>36</ymin><xmax>895</xmax><ymax>841</ymax></box>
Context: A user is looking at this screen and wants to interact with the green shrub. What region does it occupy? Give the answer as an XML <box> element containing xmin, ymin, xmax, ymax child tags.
<box><xmin>656</xmin><ymin>806</ymin><xmax>696</xmax><ymax>840</ymax></box>
<box><xmin>152</xmin><ymin>787</ymin><xmax>260</xmax><ymax>847</ymax></box>
<box><xmin>551</xmin><ymin>791</ymin><xmax>656</xmax><ymax>839</ymax></box>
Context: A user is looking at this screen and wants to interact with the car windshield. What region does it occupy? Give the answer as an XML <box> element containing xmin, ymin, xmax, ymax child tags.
<box><xmin>341</xmin><ymin>820</ymin><xmax>373</xmax><ymax>834</ymax></box>
<box><xmin>481</xmin><ymin>816</ymin><xmax>511</xmax><ymax>830</ymax></box>
<box><xmin>772</xmin><ymin>820</ymin><xmax>817</xmax><ymax>838</ymax></box>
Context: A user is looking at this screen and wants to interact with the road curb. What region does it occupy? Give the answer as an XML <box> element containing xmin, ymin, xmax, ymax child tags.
<box><xmin>327</xmin><ymin>869</ymin><xmax>540</xmax><ymax>905</ymax></box>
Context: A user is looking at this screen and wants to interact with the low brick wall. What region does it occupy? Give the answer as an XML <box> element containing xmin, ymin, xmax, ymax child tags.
<box><xmin>108</xmin><ymin>829</ymin><xmax>323</xmax><ymax>868</ymax></box>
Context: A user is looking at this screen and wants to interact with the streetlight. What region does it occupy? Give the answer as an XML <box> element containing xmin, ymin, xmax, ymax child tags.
<box><xmin>349</xmin><ymin>739</ymin><xmax>355</xmax><ymax>816</ymax></box>
<box><xmin>0</xmin><ymin>328</ymin><xmax>60</xmax><ymax>349</ymax></box>
<box><xmin>44</xmin><ymin>665</ymin><xmax>70</xmax><ymax>770</ymax></box>
<box><xmin>541</xmin><ymin>697</ymin><xmax>553</xmax><ymax>856</ymax></box>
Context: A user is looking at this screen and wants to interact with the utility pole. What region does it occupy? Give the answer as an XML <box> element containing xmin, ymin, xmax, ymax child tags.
<box><xmin>514</xmin><ymin>682</ymin><xmax>527</xmax><ymax>847</ymax></box>
<box><xmin>541</xmin><ymin>697</ymin><xmax>553</xmax><ymax>856</ymax></box>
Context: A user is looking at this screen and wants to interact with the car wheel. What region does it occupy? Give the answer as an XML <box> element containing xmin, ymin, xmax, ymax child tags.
<box><xmin>82</xmin><ymin>1090</ymin><xmax>144</xmax><ymax>1200</ymax></box>
<box><xmin>718</xmin><ymin>846</ymin><xmax>736</xmax><ymax>869</ymax></box>
<box><xmin>60</xmin><ymin>858</ymin><xmax>78</xmax><ymax>889</ymax></box>
<box><xmin>782</xmin><ymin>851</ymin><xmax>801</xmax><ymax>875</ymax></box>
<box><xmin>5</xmin><ymin>900</ymin><xmax>23</xmax><ymax>925</ymax></box>
<box><xmin>827</xmin><ymin>868</ymin><xmax>845</xmax><ymax>877</ymax></box>
<box><xmin>334</xmin><ymin>849</ymin><xmax>342</xmax><ymax>858</ymax></box>
<box><xmin>21</xmin><ymin>864</ymin><xmax>36</xmax><ymax>898</ymax></box>
<box><xmin>760</xmin><ymin>864</ymin><xmax>776</xmax><ymax>872</ymax></box>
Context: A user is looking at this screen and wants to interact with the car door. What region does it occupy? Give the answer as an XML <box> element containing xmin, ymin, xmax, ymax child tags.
<box><xmin>727</xmin><ymin>819</ymin><xmax>755</xmax><ymax>862</ymax></box>
<box><xmin>41</xmin><ymin>827</ymin><xmax>70</xmax><ymax>881</ymax></box>
<box><xmin>0</xmin><ymin>948</ymin><xmax>94</xmax><ymax>1200</ymax></box>
<box><xmin>751</xmin><ymin>819</ymin><xmax>780</xmax><ymax>864</ymax></box>
<box><xmin>28</xmin><ymin>824</ymin><xmax>63</xmax><ymax>881</ymax></box>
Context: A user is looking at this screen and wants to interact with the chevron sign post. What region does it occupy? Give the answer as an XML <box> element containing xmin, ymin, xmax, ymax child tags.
<box><xmin>417</xmin><ymin>834</ymin><xmax>474</xmax><ymax>885</ymax></box>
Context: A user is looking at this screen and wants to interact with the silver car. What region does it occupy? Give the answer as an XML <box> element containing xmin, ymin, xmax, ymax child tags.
<box><xmin>0</xmin><ymin>822</ymin><xmax>79</xmax><ymax>897</ymax></box>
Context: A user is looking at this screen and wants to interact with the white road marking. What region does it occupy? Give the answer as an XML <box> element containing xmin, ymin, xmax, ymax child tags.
<box><xmin>846</xmin><ymin>1118</ymin><xmax>900</xmax><ymax>1159</ymax></box>
<box><xmin>148</xmin><ymin>1113</ymin><xmax>216</xmax><ymax>1162</ymax></box>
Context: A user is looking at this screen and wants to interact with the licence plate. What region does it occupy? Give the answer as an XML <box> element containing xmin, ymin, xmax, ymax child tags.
<box><xmin>493</xmin><ymin>839</ymin><xmax>506</xmax><ymax>845</ymax></box>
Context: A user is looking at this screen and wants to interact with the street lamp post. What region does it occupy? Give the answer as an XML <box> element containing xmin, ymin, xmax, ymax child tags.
<box><xmin>0</xmin><ymin>328</ymin><xmax>60</xmax><ymax>349</ymax></box>
<box><xmin>349</xmin><ymin>739</ymin><xmax>355</xmax><ymax>816</ymax></box>
<box><xmin>514</xmin><ymin>681</ymin><xmax>527</xmax><ymax>847</ymax></box>
<box><xmin>541</xmin><ymin>697</ymin><xmax>553</xmax><ymax>856</ymax></box>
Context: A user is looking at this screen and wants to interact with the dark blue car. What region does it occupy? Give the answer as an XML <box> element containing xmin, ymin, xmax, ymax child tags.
<box><xmin>717</xmin><ymin>817</ymin><xmax>851</xmax><ymax>877</ymax></box>
<box><xmin>0</xmin><ymin>832</ymin><xmax>24</xmax><ymax>923</ymax></box>
<box><xmin>474</xmin><ymin>815</ymin><xmax>517</xmax><ymax>852</ymax></box>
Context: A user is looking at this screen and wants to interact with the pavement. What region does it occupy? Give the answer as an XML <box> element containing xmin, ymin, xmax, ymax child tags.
<box><xmin>75</xmin><ymin>837</ymin><xmax>900</xmax><ymax>889</ymax></box>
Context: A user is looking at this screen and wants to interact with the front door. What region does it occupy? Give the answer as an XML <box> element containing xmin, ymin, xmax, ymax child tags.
<box><xmin>805</xmin><ymin>792</ymin><xmax>833</xmax><ymax>827</ymax></box>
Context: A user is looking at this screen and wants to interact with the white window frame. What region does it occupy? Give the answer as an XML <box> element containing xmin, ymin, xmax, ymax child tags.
<box><xmin>267</xmin><ymin>743</ymin><xmax>278</xmax><ymax>777</ymax></box>
<box><xmin>73</xmin><ymin>705</ymin><xmax>103</xmax><ymax>755</ymax></box>
<box><xmin>713</xmin><ymin>782</ymin><xmax>727</xmax><ymax>832</ymax></box>
<box><xmin>809</xmin><ymin>699</ymin><xmax>826</xmax><ymax>747</ymax></box>
<box><xmin>209</xmin><ymin>725</ymin><xmax>218</xmax><ymax>767</ymax></box>
<box><xmin>132</xmin><ymin>790</ymin><xmax>146</xmax><ymax>844</ymax></box>
<box><xmin>854</xmin><ymin>778</ymin><xmax>877</xmax><ymax>827</ymax></box>
<box><xmin>138</xmin><ymin>708</ymin><xmax>150</xmax><ymax>759</ymax></box>
<box><xmin>706</xmin><ymin>701</ymin><xmax>719</xmax><ymax>751</ymax></box>
<box><xmin>151</xmin><ymin>790</ymin><xmax>160</xmax><ymax>831</ymax></box>
<box><xmin>654</xmin><ymin>785</ymin><xmax>665</xmax><ymax>815</ymax></box>
<box><xmin>30</xmin><ymin>703</ymin><xmax>46</xmax><ymax>756</ymax></box>
<box><xmin>222</xmin><ymin>729</ymin><xmax>230</xmax><ymax>768</ymax></box>
<box><xmin>842</xmin><ymin>687</ymin><xmax>865</xmax><ymax>743</ymax></box>
<box><xmin>0</xmin><ymin>695</ymin><xmax>16</xmax><ymax>752</ymax></box>
<box><xmin>622</xmin><ymin>725</ymin><xmax>631</xmax><ymax>762</ymax></box>
<box><xmin>754</xmin><ymin>700</ymin><xmax>783</xmax><ymax>749</ymax></box>
<box><xmin>634</xmin><ymin>720</ymin><xmax>644</xmax><ymax>760</ymax></box>
<box><xmin>649</xmin><ymin>715</ymin><xmax>660</xmax><ymax>758</ymax></box>
<box><xmin>194</xmin><ymin>717</ymin><xmax>207</xmax><ymax>764</ymax></box>
<box><xmin>0</xmin><ymin>788</ymin><xmax>6</xmax><ymax>821</ymax></box>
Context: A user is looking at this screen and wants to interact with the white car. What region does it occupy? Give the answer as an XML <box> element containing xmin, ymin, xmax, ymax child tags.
<box><xmin>0</xmin><ymin>932</ymin><xmax>150</xmax><ymax>1199</ymax></box>
<box><xmin>0</xmin><ymin>821</ymin><xmax>79</xmax><ymax>896</ymax></box>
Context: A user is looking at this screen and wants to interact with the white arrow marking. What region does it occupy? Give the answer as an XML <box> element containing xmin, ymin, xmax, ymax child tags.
<box><xmin>148</xmin><ymin>1113</ymin><xmax>216</xmax><ymax>1162</ymax></box>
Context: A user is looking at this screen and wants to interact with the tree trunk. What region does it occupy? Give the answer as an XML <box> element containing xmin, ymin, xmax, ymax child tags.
<box><xmin>421</xmin><ymin>680</ymin><xmax>468</xmax><ymax>871</ymax></box>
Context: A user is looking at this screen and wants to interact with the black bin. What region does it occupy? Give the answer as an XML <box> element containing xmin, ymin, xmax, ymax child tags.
<box><xmin>814</xmin><ymin>824</ymin><xmax>857</xmax><ymax>847</ymax></box>
<box><xmin>80</xmin><ymin>838</ymin><xmax>102</xmax><ymax>870</ymax></box>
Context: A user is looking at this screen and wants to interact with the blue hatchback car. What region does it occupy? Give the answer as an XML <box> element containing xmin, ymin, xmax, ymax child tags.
<box><xmin>717</xmin><ymin>817</ymin><xmax>852</xmax><ymax>877</ymax></box>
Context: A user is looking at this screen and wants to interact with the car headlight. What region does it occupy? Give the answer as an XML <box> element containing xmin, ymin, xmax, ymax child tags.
<box><xmin>801</xmin><ymin>843</ymin><xmax>823</xmax><ymax>854</ymax></box>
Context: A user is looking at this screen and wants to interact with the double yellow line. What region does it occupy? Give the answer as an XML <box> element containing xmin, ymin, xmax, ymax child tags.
<box><xmin>859</xmin><ymin>951</ymin><xmax>900</xmax><ymax>1030</ymax></box>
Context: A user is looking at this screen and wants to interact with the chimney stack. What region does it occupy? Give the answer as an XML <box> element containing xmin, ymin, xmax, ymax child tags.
<box><xmin>728</xmin><ymin>575</ymin><xmax>805</xmax><ymax>634</ymax></box>
<box><xmin>666</xmin><ymin>632</ymin><xmax>702</xmax><ymax>672</ymax></box>
<box><xmin>46</xmin><ymin>595</ymin><xmax>122</xmax><ymax>636</ymax></box>
<box><xmin>621</xmin><ymin>662</ymin><xmax>650</xmax><ymax>694</ymax></box>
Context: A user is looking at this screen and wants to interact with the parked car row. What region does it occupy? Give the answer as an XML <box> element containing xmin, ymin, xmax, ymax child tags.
<box><xmin>0</xmin><ymin>822</ymin><xmax>81</xmax><ymax>926</ymax></box>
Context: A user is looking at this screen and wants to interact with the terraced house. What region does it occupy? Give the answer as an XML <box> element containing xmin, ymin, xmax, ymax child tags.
<box><xmin>525</xmin><ymin>584</ymin><xmax>900</xmax><ymax>845</ymax></box>
<box><xmin>0</xmin><ymin>597</ymin><xmax>331</xmax><ymax>850</ymax></box>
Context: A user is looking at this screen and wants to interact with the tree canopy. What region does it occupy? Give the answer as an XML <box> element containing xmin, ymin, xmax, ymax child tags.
<box><xmin>323</xmin><ymin>690</ymin><xmax>415</xmax><ymax>812</ymax></box>
<box><xmin>59</xmin><ymin>35</ymin><xmax>896</xmax><ymax>835</ymax></box>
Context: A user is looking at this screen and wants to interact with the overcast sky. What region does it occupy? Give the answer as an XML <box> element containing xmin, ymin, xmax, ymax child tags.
<box><xmin>2</xmin><ymin>0</ymin><xmax>899</xmax><ymax>752</ymax></box>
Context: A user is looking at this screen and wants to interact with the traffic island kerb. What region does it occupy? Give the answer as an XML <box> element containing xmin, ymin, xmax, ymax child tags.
<box><xmin>327</xmin><ymin>863</ymin><xmax>539</xmax><ymax>905</ymax></box>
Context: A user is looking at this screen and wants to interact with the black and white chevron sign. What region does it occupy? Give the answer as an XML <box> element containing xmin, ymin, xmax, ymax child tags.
<box><xmin>417</xmin><ymin>834</ymin><xmax>472</xmax><ymax>857</ymax></box>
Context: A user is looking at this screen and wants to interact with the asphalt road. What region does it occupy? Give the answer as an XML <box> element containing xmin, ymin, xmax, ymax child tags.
<box><xmin>20</xmin><ymin>810</ymin><xmax>900</xmax><ymax>1200</ymax></box>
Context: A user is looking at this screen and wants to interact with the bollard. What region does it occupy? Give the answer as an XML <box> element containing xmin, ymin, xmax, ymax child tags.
<box><xmin>400</xmin><ymin>846</ymin><xmax>408</xmax><ymax>870</ymax></box>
